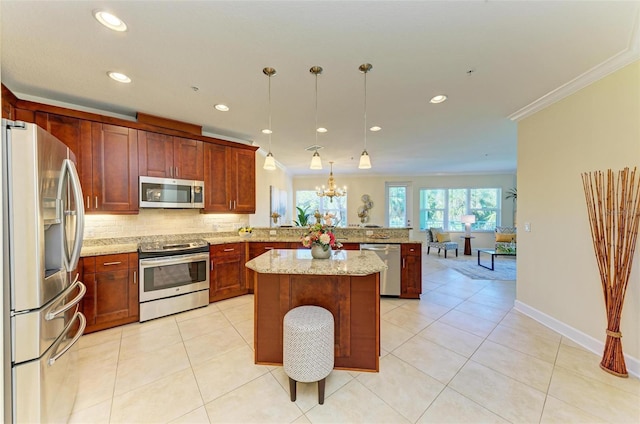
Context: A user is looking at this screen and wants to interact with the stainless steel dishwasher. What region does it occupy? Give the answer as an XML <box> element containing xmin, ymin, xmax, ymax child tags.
<box><xmin>360</xmin><ymin>244</ymin><xmax>401</xmax><ymax>296</ymax></box>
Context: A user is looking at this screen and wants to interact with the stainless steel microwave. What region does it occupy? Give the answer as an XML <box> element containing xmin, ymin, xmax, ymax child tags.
<box><xmin>139</xmin><ymin>176</ymin><xmax>204</xmax><ymax>209</ymax></box>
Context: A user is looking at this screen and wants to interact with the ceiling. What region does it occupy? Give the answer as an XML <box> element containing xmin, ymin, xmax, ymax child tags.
<box><xmin>2</xmin><ymin>1</ymin><xmax>639</xmax><ymax>176</ymax></box>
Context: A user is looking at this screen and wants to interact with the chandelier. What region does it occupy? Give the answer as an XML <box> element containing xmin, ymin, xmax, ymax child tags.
<box><xmin>316</xmin><ymin>161</ymin><xmax>346</xmax><ymax>202</ymax></box>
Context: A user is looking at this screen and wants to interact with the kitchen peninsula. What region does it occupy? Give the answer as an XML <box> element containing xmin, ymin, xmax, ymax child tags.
<box><xmin>245</xmin><ymin>249</ymin><xmax>387</xmax><ymax>372</ymax></box>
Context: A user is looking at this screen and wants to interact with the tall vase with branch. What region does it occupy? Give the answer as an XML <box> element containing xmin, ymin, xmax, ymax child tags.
<box><xmin>506</xmin><ymin>187</ymin><xmax>517</xmax><ymax>225</ymax></box>
<box><xmin>581</xmin><ymin>167</ymin><xmax>640</xmax><ymax>377</ymax></box>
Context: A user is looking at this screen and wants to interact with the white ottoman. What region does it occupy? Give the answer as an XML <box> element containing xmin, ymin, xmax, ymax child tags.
<box><xmin>283</xmin><ymin>305</ymin><xmax>335</xmax><ymax>404</ymax></box>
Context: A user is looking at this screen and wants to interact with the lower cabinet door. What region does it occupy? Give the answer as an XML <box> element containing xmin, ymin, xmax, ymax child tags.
<box><xmin>210</xmin><ymin>254</ymin><xmax>245</xmax><ymax>302</ymax></box>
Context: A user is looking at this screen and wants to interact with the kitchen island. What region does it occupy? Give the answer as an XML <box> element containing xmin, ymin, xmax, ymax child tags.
<box><xmin>245</xmin><ymin>249</ymin><xmax>387</xmax><ymax>372</ymax></box>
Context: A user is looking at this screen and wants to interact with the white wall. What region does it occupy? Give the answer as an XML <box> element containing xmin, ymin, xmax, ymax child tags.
<box><xmin>517</xmin><ymin>61</ymin><xmax>640</xmax><ymax>371</ymax></box>
<box><xmin>293</xmin><ymin>173</ymin><xmax>516</xmax><ymax>246</ymax></box>
<box><xmin>250</xmin><ymin>151</ymin><xmax>293</xmax><ymax>228</ymax></box>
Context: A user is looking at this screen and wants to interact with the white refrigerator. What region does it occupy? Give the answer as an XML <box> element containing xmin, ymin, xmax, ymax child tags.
<box><xmin>2</xmin><ymin>120</ymin><xmax>86</xmax><ymax>423</ymax></box>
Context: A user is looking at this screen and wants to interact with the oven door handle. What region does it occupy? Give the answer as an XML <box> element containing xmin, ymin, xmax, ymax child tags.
<box><xmin>139</xmin><ymin>252</ymin><xmax>210</xmax><ymax>267</ymax></box>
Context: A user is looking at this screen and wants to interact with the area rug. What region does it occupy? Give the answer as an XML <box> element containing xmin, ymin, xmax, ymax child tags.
<box><xmin>429</xmin><ymin>251</ymin><xmax>516</xmax><ymax>280</ymax></box>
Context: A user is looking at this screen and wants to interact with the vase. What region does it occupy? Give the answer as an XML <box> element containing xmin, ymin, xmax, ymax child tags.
<box><xmin>311</xmin><ymin>244</ymin><xmax>331</xmax><ymax>259</ymax></box>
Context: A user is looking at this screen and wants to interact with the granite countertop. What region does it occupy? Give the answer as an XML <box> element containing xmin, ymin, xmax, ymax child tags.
<box><xmin>80</xmin><ymin>229</ymin><xmax>422</xmax><ymax>257</ymax></box>
<box><xmin>205</xmin><ymin>236</ymin><xmax>420</xmax><ymax>245</ymax></box>
<box><xmin>245</xmin><ymin>249</ymin><xmax>387</xmax><ymax>276</ymax></box>
<box><xmin>80</xmin><ymin>243</ymin><xmax>139</xmax><ymax>257</ymax></box>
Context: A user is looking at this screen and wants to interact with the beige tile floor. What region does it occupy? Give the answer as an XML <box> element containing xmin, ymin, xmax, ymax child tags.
<box><xmin>71</xmin><ymin>254</ymin><xmax>640</xmax><ymax>423</ymax></box>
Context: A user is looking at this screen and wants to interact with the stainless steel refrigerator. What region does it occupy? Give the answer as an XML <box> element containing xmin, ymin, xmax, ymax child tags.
<box><xmin>2</xmin><ymin>120</ymin><xmax>86</xmax><ymax>423</ymax></box>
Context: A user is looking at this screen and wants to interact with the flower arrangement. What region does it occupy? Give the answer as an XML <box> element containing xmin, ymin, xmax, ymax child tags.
<box><xmin>301</xmin><ymin>223</ymin><xmax>342</xmax><ymax>251</ymax></box>
<box><xmin>238</xmin><ymin>226</ymin><xmax>253</xmax><ymax>238</ymax></box>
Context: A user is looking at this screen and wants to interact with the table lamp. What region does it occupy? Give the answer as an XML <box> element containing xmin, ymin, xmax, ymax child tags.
<box><xmin>461</xmin><ymin>215</ymin><xmax>476</xmax><ymax>236</ymax></box>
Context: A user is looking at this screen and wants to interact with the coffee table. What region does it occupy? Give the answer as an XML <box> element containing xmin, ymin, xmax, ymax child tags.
<box><xmin>477</xmin><ymin>249</ymin><xmax>516</xmax><ymax>271</ymax></box>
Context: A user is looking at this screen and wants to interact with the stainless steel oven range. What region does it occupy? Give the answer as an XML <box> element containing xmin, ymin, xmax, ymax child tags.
<box><xmin>138</xmin><ymin>239</ymin><xmax>210</xmax><ymax>322</ymax></box>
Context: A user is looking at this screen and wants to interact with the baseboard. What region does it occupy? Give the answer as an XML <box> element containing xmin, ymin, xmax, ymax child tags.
<box><xmin>514</xmin><ymin>300</ymin><xmax>639</xmax><ymax>378</ymax></box>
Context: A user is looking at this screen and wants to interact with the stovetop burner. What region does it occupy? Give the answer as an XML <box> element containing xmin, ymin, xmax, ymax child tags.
<box><xmin>138</xmin><ymin>239</ymin><xmax>209</xmax><ymax>257</ymax></box>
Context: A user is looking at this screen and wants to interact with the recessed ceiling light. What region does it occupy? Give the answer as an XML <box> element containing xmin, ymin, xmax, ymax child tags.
<box><xmin>107</xmin><ymin>71</ymin><xmax>131</xmax><ymax>83</ymax></box>
<box><xmin>214</xmin><ymin>104</ymin><xmax>229</xmax><ymax>112</ymax></box>
<box><xmin>261</xmin><ymin>129</ymin><xmax>272</xmax><ymax>134</ymax></box>
<box><xmin>430</xmin><ymin>95</ymin><xmax>447</xmax><ymax>104</ymax></box>
<box><xmin>316</xmin><ymin>127</ymin><xmax>327</xmax><ymax>133</ymax></box>
<box><xmin>369</xmin><ymin>126</ymin><xmax>382</xmax><ymax>132</ymax></box>
<box><xmin>94</xmin><ymin>10</ymin><xmax>127</xmax><ymax>32</ymax></box>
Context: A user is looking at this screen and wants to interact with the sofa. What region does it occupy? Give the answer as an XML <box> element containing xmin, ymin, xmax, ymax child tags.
<box><xmin>426</xmin><ymin>227</ymin><xmax>458</xmax><ymax>258</ymax></box>
<box><xmin>495</xmin><ymin>226</ymin><xmax>517</xmax><ymax>252</ymax></box>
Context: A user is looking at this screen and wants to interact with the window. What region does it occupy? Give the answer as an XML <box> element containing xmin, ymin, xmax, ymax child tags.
<box><xmin>295</xmin><ymin>190</ymin><xmax>347</xmax><ymax>226</ymax></box>
<box><xmin>386</xmin><ymin>182</ymin><xmax>412</xmax><ymax>228</ymax></box>
<box><xmin>419</xmin><ymin>188</ymin><xmax>501</xmax><ymax>231</ymax></box>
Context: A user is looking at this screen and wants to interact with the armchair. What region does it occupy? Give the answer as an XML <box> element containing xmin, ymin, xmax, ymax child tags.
<box><xmin>495</xmin><ymin>226</ymin><xmax>517</xmax><ymax>252</ymax></box>
<box><xmin>426</xmin><ymin>228</ymin><xmax>458</xmax><ymax>258</ymax></box>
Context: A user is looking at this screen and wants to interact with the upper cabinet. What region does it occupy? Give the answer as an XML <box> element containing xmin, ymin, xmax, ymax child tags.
<box><xmin>83</xmin><ymin>123</ymin><xmax>139</xmax><ymax>213</ymax></box>
<box><xmin>138</xmin><ymin>131</ymin><xmax>204</xmax><ymax>180</ymax></box>
<box><xmin>34</xmin><ymin>112</ymin><xmax>90</xmax><ymax>168</ymax></box>
<box><xmin>2</xmin><ymin>85</ymin><xmax>257</xmax><ymax>216</ymax></box>
<box><xmin>203</xmin><ymin>143</ymin><xmax>255</xmax><ymax>213</ymax></box>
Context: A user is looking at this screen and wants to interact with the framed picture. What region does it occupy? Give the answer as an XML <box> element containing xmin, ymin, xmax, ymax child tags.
<box><xmin>269</xmin><ymin>186</ymin><xmax>288</xmax><ymax>227</ymax></box>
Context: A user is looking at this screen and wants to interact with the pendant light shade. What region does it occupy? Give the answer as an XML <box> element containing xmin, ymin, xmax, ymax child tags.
<box><xmin>358</xmin><ymin>63</ymin><xmax>373</xmax><ymax>170</ymax></box>
<box><xmin>263</xmin><ymin>152</ymin><xmax>276</xmax><ymax>170</ymax></box>
<box><xmin>358</xmin><ymin>150</ymin><xmax>371</xmax><ymax>169</ymax></box>
<box><xmin>262</xmin><ymin>67</ymin><xmax>277</xmax><ymax>170</ymax></box>
<box><xmin>310</xmin><ymin>150</ymin><xmax>323</xmax><ymax>170</ymax></box>
<box><xmin>309</xmin><ymin>66</ymin><xmax>324</xmax><ymax>170</ymax></box>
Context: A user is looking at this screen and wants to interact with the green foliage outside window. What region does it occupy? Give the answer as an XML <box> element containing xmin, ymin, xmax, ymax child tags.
<box><xmin>295</xmin><ymin>190</ymin><xmax>347</xmax><ymax>227</ymax></box>
<box><xmin>420</xmin><ymin>188</ymin><xmax>501</xmax><ymax>231</ymax></box>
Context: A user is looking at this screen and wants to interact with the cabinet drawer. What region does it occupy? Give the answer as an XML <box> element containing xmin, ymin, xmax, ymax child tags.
<box><xmin>211</xmin><ymin>243</ymin><xmax>243</xmax><ymax>257</ymax></box>
<box><xmin>95</xmin><ymin>253</ymin><xmax>130</xmax><ymax>272</ymax></box>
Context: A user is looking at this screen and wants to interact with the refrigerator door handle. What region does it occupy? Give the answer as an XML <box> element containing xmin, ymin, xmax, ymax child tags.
<box><xmin>62</xmin><ymin>158</ymin><xmax>85</xmax><ymax>271</ymax></box>
<box><xmin>45</xmin><ymin>276</ymin><xmax>86</xmax><ymax>321</ymax></box>
<box><xmin>47</xmin><ymin>311</ymin><xmax>86</xmax><ymax>366</ymax></box>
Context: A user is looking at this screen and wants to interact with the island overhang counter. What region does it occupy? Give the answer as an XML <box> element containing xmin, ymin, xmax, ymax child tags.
<box><xmin>245</xmin><ymin>249</ymin><xmax>387</xmax><ymax>372</ymax></box>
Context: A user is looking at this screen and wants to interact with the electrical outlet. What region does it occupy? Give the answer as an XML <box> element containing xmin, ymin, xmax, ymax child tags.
<box><xmin>269</xmin><ymin>230</ymin><xmax>277</xmax><ymax>235</ymax></box>
<box><xmin>524</xmin><ymin>222</ymin><xmax>531</xmax><ymax>232</ymax></box>
<box><xmin>366</xmin><ymin>230</ymin><xmax>374</xmax><ymax>236</ymax></box>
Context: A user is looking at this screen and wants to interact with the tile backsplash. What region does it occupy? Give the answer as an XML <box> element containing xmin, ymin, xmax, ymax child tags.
<box><xmin>84</xmin><ymin>209</ymin><xmax>248</xmax><ymax>240</ymax></box>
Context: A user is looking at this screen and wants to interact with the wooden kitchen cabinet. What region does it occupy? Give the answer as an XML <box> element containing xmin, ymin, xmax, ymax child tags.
<box><xmin>82</xmin><ymin>123</ymin><xmax>139</xmax><ymax>213</ymax></box>
<box><xmin>203</xmin><ymin>143</ymin><xmax>255</xmax><ymax>213</ymax></box>
<box><xmin>81</xmin><ymin>252</ymin><xmax>139</xmax><ymax>333</ymax></box>
<box><xmin>338</xmin><ymin>242</ymin><xmax>360</xmax><ymax>251</ymax></box>
<box><xmin>138</xmin><ymin>131</ymin><xmax>204</xmax><ymax>180</ymax></box>
<box><xmin>209</xmin><ymin>243</ymin><xmax>247</xmax><ymax>302</ymax></box>
<box><xmin>245</xmin><ymin>242</ymin><xmax>292</xmax><ymax>293</ymax></box>
<box><xmin>400</xmin><ymin>243</ymin><xmax>422</xmax><ymax>299</ymax></box>
<box><xmin>35</xmin><ymin>112</ymin><xmax>90</xmax><ymax>168</ymax></box>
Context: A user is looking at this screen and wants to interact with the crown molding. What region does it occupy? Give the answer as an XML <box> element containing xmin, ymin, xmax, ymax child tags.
<box><xmin>509</xmin><ymin>10</ymin><xmax>640</xmax><ymax>122</ymax></box>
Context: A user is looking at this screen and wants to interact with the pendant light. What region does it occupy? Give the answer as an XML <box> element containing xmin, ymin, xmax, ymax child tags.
<box><xmin>309</xmin><ymin>66</ymin><xmax>323</xmax><ymax>170</ymax></box>
<box><xmin>263</xmin><ymin>67</ymin><xmax>277</xmax><ymax>171</ymax></box>
<box><xmin>358</xmin><ymin>63</ymin><xmax>372</xmax><ymax>169</ymax></box>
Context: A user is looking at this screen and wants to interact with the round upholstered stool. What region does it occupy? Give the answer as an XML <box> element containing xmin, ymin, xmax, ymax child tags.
<box><xmin>283</xmin><ymin>305</ymin><xmax>334</xmax><ymax>405</ymax></box>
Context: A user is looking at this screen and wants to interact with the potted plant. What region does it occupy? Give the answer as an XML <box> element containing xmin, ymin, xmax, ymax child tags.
<box><xmin>294</xmin><ymin>206</ymin><xmax>311</xmax><ymax>226</ymax></box>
